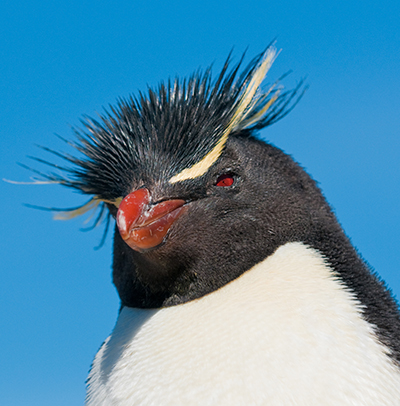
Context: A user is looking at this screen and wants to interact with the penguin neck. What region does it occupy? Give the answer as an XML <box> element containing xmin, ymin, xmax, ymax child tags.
<box><xmin>87</xmin><ymin>242</ymin><xmax>400</xmax><ymax>406</ymax></box>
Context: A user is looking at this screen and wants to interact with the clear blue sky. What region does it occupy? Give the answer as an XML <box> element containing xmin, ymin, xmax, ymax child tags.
<box><xmin>1</xmin><ymin>1</ymin><xmax>399</xmax><ymax>405</ymax></box>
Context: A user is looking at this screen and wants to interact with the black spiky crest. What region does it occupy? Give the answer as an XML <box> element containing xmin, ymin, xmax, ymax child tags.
<box><xmin>29</xmin><ymin>46</ymin><xmax>305</xmax><ymax>229</ymax></box>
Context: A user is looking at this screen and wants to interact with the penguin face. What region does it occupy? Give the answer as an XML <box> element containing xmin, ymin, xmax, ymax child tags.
<box><xmin>111</xmin><ymin>135</ymin><xmax>335</xmax><ymax>308</ymax></box>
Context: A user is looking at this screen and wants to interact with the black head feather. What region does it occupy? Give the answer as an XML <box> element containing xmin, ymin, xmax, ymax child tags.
<box><xmin>34</xmin><ymin>47</ymin><xmax>305</xmax><ymax>210</ymax></box>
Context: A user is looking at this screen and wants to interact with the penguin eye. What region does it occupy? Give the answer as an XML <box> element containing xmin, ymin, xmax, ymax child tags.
<box><xmin>215</xmin><ymin>173</ymin><xmax>235</xmax><ymax>187</ymax></box>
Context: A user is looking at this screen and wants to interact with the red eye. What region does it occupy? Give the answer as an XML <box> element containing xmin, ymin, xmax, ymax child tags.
<box><xmin>215</xmin><ymin>174</ymin><xmax>235</xmax><ymax>187</ymax></box>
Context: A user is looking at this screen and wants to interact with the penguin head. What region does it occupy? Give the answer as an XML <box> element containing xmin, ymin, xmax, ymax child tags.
<box><xmin>35</xmin><ymin>46</ymin><xmax>317</xmax><ymax>307</ymax></box>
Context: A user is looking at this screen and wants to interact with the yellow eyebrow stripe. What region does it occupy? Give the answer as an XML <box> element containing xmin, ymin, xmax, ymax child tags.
<box><xmin>101</xmin><ymin>197</ymin><xmax>123</xmax><ymax>208</ymax></box>
<box><xmin>169</xmin><ymin>48</ymin><xmax>277</xmax><ymax>184</ymax></box>
<box><xmin>168</xmin><ymin>132</ymin><xmax>229</xmax><ymax>183</ymax></box>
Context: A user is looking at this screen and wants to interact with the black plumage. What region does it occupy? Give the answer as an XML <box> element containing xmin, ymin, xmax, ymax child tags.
<box><xmin>36</xmin><ymin>49</ymin><xmax>302</xmax><ymax>201</ymax></box>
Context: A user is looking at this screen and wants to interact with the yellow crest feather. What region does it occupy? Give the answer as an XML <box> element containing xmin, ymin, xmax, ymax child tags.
<box><xmin>52</xmin><ymin>196</ymin><xmax>122</xmax><ymax>221</ymax></box>
<box><xmin>53</xmin><ymin>198</ymin><xmax>101</xmax><ymax>221</ymax></box>
<box><xmin>169</xmin><ymin>48</ymin><xmax>278</xmax><ymax>184</ymax></box>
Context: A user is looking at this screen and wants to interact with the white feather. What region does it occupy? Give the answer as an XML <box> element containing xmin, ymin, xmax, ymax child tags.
<box><xmin>87</xmin><ymin>242</ymin><xmax>400</xmax><ymax>405</ymax></box>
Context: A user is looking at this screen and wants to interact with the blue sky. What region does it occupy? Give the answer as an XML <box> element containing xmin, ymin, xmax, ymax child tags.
<box><xmin>1</xmin><ymin>1</ymin><xmax>399</xmax><ymax>405</ymax></box>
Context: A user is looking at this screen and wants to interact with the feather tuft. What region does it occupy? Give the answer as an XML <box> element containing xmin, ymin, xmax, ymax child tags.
<box><xmin>21</xmin><ymin>45</ymin><xmax>305</xmax><ymax>244</ymax></box>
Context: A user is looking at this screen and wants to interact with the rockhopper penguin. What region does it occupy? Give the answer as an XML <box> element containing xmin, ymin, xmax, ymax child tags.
<box><xmin>35</xmin><ymin>46</ymin><xmax>400</xmax><ymax>405</ymax></box>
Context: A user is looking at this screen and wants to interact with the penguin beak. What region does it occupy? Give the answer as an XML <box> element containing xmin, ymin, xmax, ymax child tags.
<box><xmin>116</xmin><ymin>188</ymin><xmax>186</xmax><ymax>252</ymax></box>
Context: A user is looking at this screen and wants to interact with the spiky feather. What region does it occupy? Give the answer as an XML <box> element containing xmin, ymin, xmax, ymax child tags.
<box><xmin>27</xmin><ymin>45</ymin><xmax>306</xmax><ymax>226</ymax></box>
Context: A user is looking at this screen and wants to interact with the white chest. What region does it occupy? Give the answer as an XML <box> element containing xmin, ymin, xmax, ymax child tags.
<box><xmin>86</xmin><ymin>242</ymin><xmax>400</xmax><ymax>406</ymax></box>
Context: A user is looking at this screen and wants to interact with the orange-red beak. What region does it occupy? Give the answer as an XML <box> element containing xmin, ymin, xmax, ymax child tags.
<box><xmin>116</xmin><ymin>188</ymin><xmax>186</xmax><ymax>251</ymax></box>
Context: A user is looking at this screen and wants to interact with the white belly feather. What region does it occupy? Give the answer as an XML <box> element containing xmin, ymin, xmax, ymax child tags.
<box><xmin>86</xmin><ymin>242</ymin><xmax>400</xmax><ymax>405</ymax></box>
